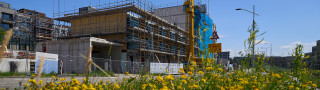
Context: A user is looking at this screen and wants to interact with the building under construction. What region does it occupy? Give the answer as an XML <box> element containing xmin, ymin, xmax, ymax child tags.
<box><xmin>39</xmin><ymin>0</ymin><xmax>216</xmax><ymax>73</ymax></box>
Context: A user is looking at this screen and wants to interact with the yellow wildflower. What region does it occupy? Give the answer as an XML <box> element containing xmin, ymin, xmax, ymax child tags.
<box><xmin>160</xmin><ymin>86</ymin><xmax>168</xmax><ymax>90</ymax></box>
<box><xmin>220</xmin><ymin>86</ymin><xmax>225</xmax><ymax>90</ymax></box>
<box><xmin>165</xmin><ymin>75</ymin><xmax>174</xmax><ymax>80</ymax></box>
<box><xmin>187</xmin><ymin>71</ymin><xmax>193</xmax><ymax>75</ymax></box>
<box><xmin>181</xmin><ymin>75</ymin><xmax>188</xmax><ymax>79</ymax></box>
<box><xmin>125</xmin><ymin>72</ymin><xmax>130</xmax><ymax>76</ymax></box>
<box><xmin>272</xmin><ymin>74</ymin><xmax>281</xmax><ymax>78</ymax></box>
<box><xmin>218</xmin><ymin>68</ymin><xmax>223</xmax><ymax>72</ymax></box>
<box><xmin>201</xmin><ymin>79</ymin><xmax>206</xmax><ymax>83</ymax></box>
<box><xmin>206</xmin><ymin>67</ymin><xmax>213</xmax><ymax>70</ymax></box>
<box><xmin>87</xmin><ymin>88</ymin><xmax>96</xmax><ymax>90</ymax></box>
<box><xmin>70</xmin><ymin>87</ymin><xmax>79</xmax><ymax>90</ymax></box>
<box><xmin>197</xmin><ymin>71</ymin><xmax>204</xmax><ymax>75</ymax></box>
<box><xmin>300</xmin><ymin>84</ymin><xmax>307</xmax><ymax>88</ymax></box>
<box><xmin>39</xmin><ymin>80</ymin><xmax>43</xmax><ymax>85</ymax></box>
<box><xmin>178</xmin><ymin>70</ymin><xmax>185</xmax><ymax>74</ymax></box>
<box><xmin>149</xmin><ymin>84</ymin><xmax>156</xmax><ymax>89</ymax></box>
<box><xmin>193</xmin><ymin>84</ymin><xmax>199</xmax><ymax>88</ymax></box>
<box><xmin>156</xmin><ymin>76</ymin><xmax>164</xmax><ymax>81</ymax></box>
<box><xmin>81</xmin><ymin>84</ymin><xmax>88</xmax><ymax>89</ymax></box>
<box><xmin>57</xmin><ymin>86</ymin><xmax>64</xmax><ymax>90</ymax></box>
<box><xmin>289</xmin><ymin>85</ymin><xmax>294</xmax><ymax>89</ymax></box>
<box><xmin>312</xmin><ymin>84</ymin><xmax>317</xmax><ymax>87</ymax></box>
<box><xmin>181</xmin><ymin>80</ymin><xmax>187</xmax><ymax>84</ymax></box>
<box><xmin>28</xmin><ymin>79</ymin><xmax>36</xmax><ymax>84</ymax></box>
<box><xmin>24</xmin><ymin>83</ymin><xmax>29</xmax><ymax>87</ymax></box>
<box><xmin>142</xmin><ymin>84</ymin><xmax>147</xmax><ymax>90</ymax></box>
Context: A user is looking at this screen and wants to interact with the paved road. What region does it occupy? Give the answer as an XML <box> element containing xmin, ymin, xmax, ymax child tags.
<box><xmin>0</xmin><ymin>74</ymin><xmax>135</xmax><ymax>89</ymax></box>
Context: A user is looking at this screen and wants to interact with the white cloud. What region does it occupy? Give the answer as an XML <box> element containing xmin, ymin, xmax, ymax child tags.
<box><xmin>219</xmin><ymin>34</ymin><xmax>226</xmax><ymax>38</ymax></box>
<box><xmin>280</xmin><ymin>41</ymin><xmax>316</xmax><ymax>54</ymax></box>
<box><xmin>224</xmin><ymin>48</ymin><xmax>246</xmax><ymax>58</ymax></box>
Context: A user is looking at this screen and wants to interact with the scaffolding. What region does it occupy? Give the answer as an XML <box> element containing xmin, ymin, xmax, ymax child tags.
<box><xmin>53</xmin><ymin>0</ymin><xmax>189</xmax><ymax>68</ymax></box>
<box><xmin>53</xmin><ymin>0</ymin><xmax>213</xmax><ymax>73</ymax></box>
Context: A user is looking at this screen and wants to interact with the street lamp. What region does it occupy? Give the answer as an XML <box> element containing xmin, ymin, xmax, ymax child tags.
<box><xmin>236</xmin><ymin>5</ymin><xmax>259</xmax><ymax>68</ymax></box>
<box><xmin>263</xmin><ymin>42</ymin><xmax>272</xmax><ymax>57</ymax></box>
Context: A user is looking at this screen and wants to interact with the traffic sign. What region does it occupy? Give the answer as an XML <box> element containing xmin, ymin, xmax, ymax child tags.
<box><xmin>210</xmin><ymin>31</ymin><xmax>219</xmax><ymax>39</ymax></box>
<box><xmin>209</xmin><ymin>43</ymin><xmax>221</xmax><ymax>53</ymax></box>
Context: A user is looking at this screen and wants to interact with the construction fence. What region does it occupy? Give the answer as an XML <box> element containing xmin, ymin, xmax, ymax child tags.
<box><xmin>58</xmin><ymin>55</ymin><xmax>147</xmax><ymax>74</ymax></box>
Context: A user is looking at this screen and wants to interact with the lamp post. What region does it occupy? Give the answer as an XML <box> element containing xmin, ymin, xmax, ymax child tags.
<box><xmin>263</xmin><ymin>42</ymin><xmax>272</xmax><ymax>57</ymax></box>
<box><xmin>236</xmin><ymin>5</ymin><xmax>259</xmax><ymax>68</ymax></box>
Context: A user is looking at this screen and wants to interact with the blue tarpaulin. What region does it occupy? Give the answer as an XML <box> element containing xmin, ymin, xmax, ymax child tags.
<box><xmin>194</xmin><ymin>8</ymin><xmax>214</xmax><ymax>58</ymax></box>
<box><xmin>35</xmin><ymin>52</ymin><xmax>59</xmax><ymax>74</ymax></box>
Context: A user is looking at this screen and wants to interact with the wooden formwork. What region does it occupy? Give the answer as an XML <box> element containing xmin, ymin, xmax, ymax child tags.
<box><xmin>71</xmin><ymin>13</ymin><xmax>127</xmax><ymax>35</ymax></box>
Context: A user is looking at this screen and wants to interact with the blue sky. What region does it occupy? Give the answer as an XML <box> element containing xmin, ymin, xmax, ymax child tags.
<box><xmin>3</xmin><ymin>0</ymin><xmax>320</xmax><ymax>57</ymax></box>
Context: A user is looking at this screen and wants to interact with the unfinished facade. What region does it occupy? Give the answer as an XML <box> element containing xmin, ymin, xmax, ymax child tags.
<box><xmin>56</xmin><ymin>0</ymin><xmax>188</xmax><ymax>66</ymax></box>
<box><xmin>54</xmin><ymin>0</ymin><xmax>214</xmax><ymax>73</ymax></box>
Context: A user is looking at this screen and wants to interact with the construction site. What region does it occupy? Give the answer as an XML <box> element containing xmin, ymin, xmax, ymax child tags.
<box><xmin>0</xmin><ymin>0</ymin><xmax>217</xmax><ymax>74</ymax></box>
<box><xmin>34</xmin><ymin>0</ymin><xmax>217</xmax><ymax>74</ymax></box>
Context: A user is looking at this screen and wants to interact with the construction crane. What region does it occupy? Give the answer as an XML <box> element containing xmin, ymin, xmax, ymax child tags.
<box><xmin>183</xmin><ymin>0</ymin><xmax>195</xmax><ymax>60</ymax></box>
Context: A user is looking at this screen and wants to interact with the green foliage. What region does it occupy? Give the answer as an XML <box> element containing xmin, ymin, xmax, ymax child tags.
<box><xmin>241</xmin><ymin>21</ymin><xmax>266</xmax><ymax>70</ymax></box>
<box><xmin>86</xmin><ymin>71</ymin><xmax>115</xmax><ymax>77</ymax></box>
<box><xmin>290</xmin><ymin>44</ymin><xmax>311</xmax><ymax>83</ymax></box>
<box><xmin>0</xmin><ymin>72</ymin><xmax>26</xmax><ymax>77</ymax></box>
<box><xmin>291</xmin><ymin>44</ymin><xmax>309</xmax><ymax>74</ymax></box>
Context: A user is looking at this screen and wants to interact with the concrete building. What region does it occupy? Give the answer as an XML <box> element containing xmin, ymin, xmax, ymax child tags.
<box><xmin>17</xmin><ymin>9</ymin><xmax>54</xmax><ymax>43</ymax></box>
<box><xmin>0</xmin><ymin>2</ymin><xmax>67</xmax><ymax>51</ymax></box>
<box><xmin>51</xmin><ymin>0</ymin><xmax>214</xmax><ymax>73</ymax></box>
<box><xmin>0</xmin><ymin>2</ymin><xmax>15</xmax><ymax>31</ymax></box>
<box><xmin>36</xmin><ymin>37</ymin><xmax>123</xmax><ymax>73</ymax></box>
<box><xmin>304</xmin><ymin>40</ymin><xmax>320</xmax><ymax>69</ymax></box>
<box><xmin>11</xmin><ymin>11</ymin><xmax>34</xmax><ymax>51</ymax></box>
<box><xmin>217</xmin><ymin>51</ymin><xmax>230</xmax><ymax>65</ymax></box>
<box><xmin>47</xmin><ymin>0</ymin><xmax>216</xmax><ymax>73</ymax></box>
<box><xmin>56</xmin><ymin>4</ymin><xmax>188</xmax><ymax>66</ymax></box>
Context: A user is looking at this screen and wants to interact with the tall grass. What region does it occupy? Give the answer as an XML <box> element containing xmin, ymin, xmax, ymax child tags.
<box><xmin>36</xmin><ymin>56</ymin><xmax>45</xmax><ymax>80</ymax></box>
<box><xmin>0</xmin><ymin>29</ymin><xmax>12</xmax><ymax>62</ymax></box>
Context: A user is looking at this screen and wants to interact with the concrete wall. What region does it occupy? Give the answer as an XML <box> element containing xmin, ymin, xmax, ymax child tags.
<box><xmin>154</xmin><ymin>6</ymin><xmax>187</xmax><ymax>31</ymax></box>
<box><xmin>36</xmin><ymin>37</ymin><xmax>123</xmax><ymax>73</ymax></box>
<box><xmin>0</xmin><ymin>58</ymin><xmax>30</xmax><ymax>73</ymax></box>
<box><xmin>36</xmin><ymin>38</ymin><xmax>91</xmax><ymax>73</ymax></box>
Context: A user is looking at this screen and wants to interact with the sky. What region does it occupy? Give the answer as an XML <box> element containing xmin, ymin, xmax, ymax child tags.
<box><xmin>2</xmin><ymin>0</ymin><xmax>320</xmax><ymax>57</ymax></box>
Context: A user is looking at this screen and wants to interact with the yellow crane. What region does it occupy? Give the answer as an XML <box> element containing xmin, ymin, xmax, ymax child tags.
<box><xmin>183</xmin><ymin>0</ymin><xmax>195</xmax><ymax>60</ymax></box>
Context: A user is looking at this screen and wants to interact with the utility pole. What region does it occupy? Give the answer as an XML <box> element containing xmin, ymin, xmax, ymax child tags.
<box><xmin>236</xmin><ymin>5</ymin><xmax>259</xmax><ymax>68</ymax></box>
<box><xmin>252</xmin><ymin>5</ymin><xmax>256</xmax><ymax>68</ymax></box>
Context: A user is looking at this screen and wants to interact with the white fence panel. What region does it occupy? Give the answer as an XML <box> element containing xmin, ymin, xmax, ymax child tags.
<box><xmin>150</xmin><ymin>63</ymin><xmax>183</xmax><ymax>74</ymax></box>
